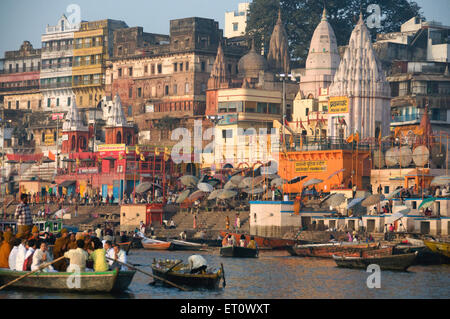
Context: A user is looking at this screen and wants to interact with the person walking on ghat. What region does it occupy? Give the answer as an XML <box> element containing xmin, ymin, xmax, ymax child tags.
<box><xmin>225</xmin><ymin>216</ymin><xmax>230</xmax><ymax>230</ymax></box>
<box><xmin>15</xmin><ymin>193</ymin><xmax>33</xmax><ymax>239</ymax></box>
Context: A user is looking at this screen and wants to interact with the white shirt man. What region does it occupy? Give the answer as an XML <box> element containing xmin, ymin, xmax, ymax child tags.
<box><xmin>15</xmin><ymin>240</ymin><xmax>27</xmax><ymax>271</ymax></box>
<box><xmin>139</xmin><ymin>222</ymin><xmax>146</xmax><ymax>234</ymax></box>
<box><xmin>110</xmin><ymin>245</ymin><xmax>127</xmax><ymax>271</ymax></box>
<box><xmin>104</xmin><ymin>241</ymin><xmax>115</xmax><ymax>267</ymax></box>
<box><xmin>64</xmin><ymin>241</ymin><xmax>89</xmax><ymax>272</ymax></box>
<box><xmin>187</xmin><ymin>255</ymin><xmax>207</xmax><ymax>274</ymax></box>
<box><xmin>31</xmin><ymin>243</ymin><xmax>56</xmax><ymax>272</ymax></box>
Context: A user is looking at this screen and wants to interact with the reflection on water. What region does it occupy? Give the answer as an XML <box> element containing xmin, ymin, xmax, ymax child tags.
<box><xmin>0</xmin><ymin>249</ymin><xmax>449</xmax><ymax>299</ymax></box>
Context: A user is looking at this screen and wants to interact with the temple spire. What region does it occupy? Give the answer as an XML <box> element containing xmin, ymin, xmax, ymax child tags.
<box><xmin>267</xmin><ymin>7</ymin><xmax>290</xmax><ymax>74</ymax></box>
<box><xmin>207</xmin><ymin>41</ymin><xmax>229</xmax><ymax>89</ymax></box>
<box><xmin>322</xmin><ymin>6</ymin><xmax>327</xmax><ymax>21</ymax></box>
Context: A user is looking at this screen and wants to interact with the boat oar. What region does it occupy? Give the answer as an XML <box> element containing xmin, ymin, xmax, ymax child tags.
<box><xmin>0</xmin><ymin>256</ymin><xmax>65</xmax><ymax>291</ymax></box>
<box><xmin>165</xmin><ymin>260</ymin><xmax>183</xmax><ymax>274</ymax></box>
<box><xmin>220</xmin><ymin>263</ymin><xmax>226</xmax><ymax>288</ymax></box>
<box><xmin>105</xmin><ymin>257</ymin><xmax>188</xmax><ymax>292</ymax></box>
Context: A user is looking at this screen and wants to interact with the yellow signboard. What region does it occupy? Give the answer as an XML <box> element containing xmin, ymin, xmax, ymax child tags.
<box><xmin>44</xmin><ymin>134</ymin><xmax>55</xmax><ymax>145</ymax></box>
<box><xmin>295</xmin><ymin>160</ymin><xmax>327</xmax><ymax>173</ymax></box>
<box><xmin>98</xmin><ymin>144</ymin><xmax>126</xmax><ymax>152</ymax></box>
<box><xmin>328</xmin><ymin>97</ymin><xmax>349</xmax><ymax>114</ymax></box>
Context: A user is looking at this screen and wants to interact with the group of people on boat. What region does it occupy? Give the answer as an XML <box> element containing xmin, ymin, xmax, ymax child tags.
<box><xmin>0</xmin><ymin>193</ymin><xmax>128</xmax><ymax>274</ymax></box>
<box><xmin>221</xmin><ymin>233</ymin><xmax>257</xmax><ymax>249</ymax></box>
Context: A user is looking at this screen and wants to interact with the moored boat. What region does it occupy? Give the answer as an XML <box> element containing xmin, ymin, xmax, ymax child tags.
<box><xmin>0</xmin><ymin>268</ymin><xmax>135</xmax><ymax>293</ymax></box>
<box><xmin>424</xmin><ymin>239</ymin><xmax>450</xmax><ymax>260</ymax></box>
<box><xmin>151</xmin><ymin>259</ymin><xmax>224</xmax><ymax>289</ymax></box>
<box><xmin>220</xmin><ymin>231</ymin><xmax>295</xmax><ymax>250</ymax></box>
<box><xmin>219</xmin><ymin>246</ymin><xmax>259</xmax><ymax>258</ymax></box>
<box><xmin>169</xmin><ymin>239</ymin><xmax>207</xmax><ymax>251</ymax></box>
<box><xmin>333</xmin><ymin>252</ymin><xmax>418</xmax><ymax>271</ymax></box>
<box><xmin>142</xmin><ymin>240</ymin><xmax>173</xmax><ymax>250</ymax></box>
<box><xmin>287</xmin><ymin>242</ymin><xmax>389</xmax><ymax>258</ymax></box>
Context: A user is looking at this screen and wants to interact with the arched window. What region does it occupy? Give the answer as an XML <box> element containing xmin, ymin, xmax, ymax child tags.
<box><xmin>116</xmin><ymin>131</ymin><xmax>122</xmax><ymax>144</ymax></box>
<box><xmin>42</xmin><ymin>132</ymin><xmax>45</xmax><ymax>143</ymax></box>
<box><xmin>71</xmin><ymin>135</ymin><xmax>76</xmax><ymax>151</ymax></box>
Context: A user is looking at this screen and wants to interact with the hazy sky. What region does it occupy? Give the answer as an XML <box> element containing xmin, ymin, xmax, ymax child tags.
<box><xmin>0</xmin><ymin>0</ymin><xmax>449</xmax><ymax>57</ymax></box>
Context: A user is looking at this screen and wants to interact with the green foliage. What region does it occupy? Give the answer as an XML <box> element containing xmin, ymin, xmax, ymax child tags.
<box><xmin>246</xmin><ymin>0</ymin><xmax>423</xmax><ymax>66</ymax></box>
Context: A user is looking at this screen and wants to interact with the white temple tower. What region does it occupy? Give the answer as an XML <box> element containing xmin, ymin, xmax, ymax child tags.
<box><xmin>328</xmin><ymin>14</ymin><xmax>391</xmax><ymax>140</ymax></box>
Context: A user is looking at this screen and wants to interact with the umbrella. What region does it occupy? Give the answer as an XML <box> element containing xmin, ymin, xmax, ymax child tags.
<box><xmin>224</xmin><ymin>180</ymin><xmax>237</xmax><ymax>190</ymax></box>
<box><xmin>238</xmin><ymin>177</ymin><xmax>254</xmax><ymax>189</ymax></box>
<box><xmin>197</xmin><ymin>182</ymin><xmax>213</xmax><ymax>192</ymax></box>
<box><xmin>347</xmin><ymin>197</ymin><xmax>366</xmax><ymax>210</ymax></box>
<box><xmin>418</xmin><ymin>197</ymin><xmax>437</xmax><ymax>210</ymax></box>
<box><xmin>322</xmin><ymin>193</ymin><xmax>346</xmax><ymax>208</ymax></box>
<box><xmin>252</xmin><ymin>175</ymin><xmax>266</xmax><ymax>185</ymax></box>
<box><xmin>386</xmin><ymin>188</ymin><xmax>404</xmax><ymax>200</ymax></box>
<box><xmin>271</xmin><ymin>177</ymin><xmax>287</xmax><ymax>187</ymax></box>
<box><xmin>361</xmin><ymin>194</ymin><xmax>384</xmax><ymax>207</ymax></box>
<box><xmin>135</xmin><ymin>182</ymin><xmax>152</xmax><ymax>193</ymax></box>
<box><xmin>176</xmin><ymin>189</ymin><xmax>191</xmax><ymax>204</ymax></box>
<box><xmin>288</xmin><ymin>176</ymin><xmax>307</xmax><ymax>184</ymax></box>
<box><xmin>180</xmin><ymin>175</ymin><xmax>199</xmax><ymax>187</ymax></box>
<box><xmin>303</xmin><ymin>178</ymin><xmax>323</xmax><ymax>187</ymax></box>
<box><xmin>206</xmin><ymin>178</ymin><xmax>220</xmax><ymax>187</ymax></box>
<box><xmin>217</xmin><ymin>189</ymin><xmax>237</xmax><ymax>200</ymax></box>
<box><xmin>188</xmin><ymin>190</ymin><xmax>206</xmax><ymax>201</ymax></box>
<box><xmin>430</xmin><ymin>176</ymin><xmax>450</xmax><ymax>186</ymax></box>
<box><xmin>243</xmin><ymin>186</ymin><xmax>265</xmax><ymax>195</ymax></box>
<box><xmin>327</xmin><ymin>168</ymin><xmax>346</xmax><ymax>180</ymax></box>
<box><xmin>385</xmin><ymin>208</ymin><xmax>410</xmax><ymax>224</ymax></box>
<box><xmin>208</xmin><ymin>189</ymin><xmax>223</xmax><ymax>200</ymax></box>
<box><xmin>230</xmin><ymin>175</ymin><xmax>244</xmax><ymax>186</ymax></box>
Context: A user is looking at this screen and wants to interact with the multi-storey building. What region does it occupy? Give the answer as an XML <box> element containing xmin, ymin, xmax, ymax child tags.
<box><xmin>105</xmin><ymin>17</ymin><xmax>244</xmax><ymax>150</ymax></box>
<box><xmin>40</xmin><ymin>15</ymin><xmax>79</xmax><ymax>111</ymax></box>
<box><xmin>225</xmin><ymin>2</ymin><xmax>250</xmax><ymax>39</ymax></box>
<box><xmin>72</xmin><ymin>19</ymin><xmax>128</xmax><ymax>109</ymax></box>
<box><xmin>0</xmin><ymin>41</ymin><xmax>42</xmax><ymax>111</ymax></box>
<box><xmin>374</xmin><ymin>17</ymin><xmax>450</xmax><ymax>136</ymax></box>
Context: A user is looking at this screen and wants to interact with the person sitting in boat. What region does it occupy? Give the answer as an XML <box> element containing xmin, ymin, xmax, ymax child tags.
<box><xmin>67</xmin><ymin>233</ymin><xmax>78</xmax><ymax>250</ymax></box>
<box><xmin>23</xmin><ymin>239</ymin><xmax>37</xmax><ymax>271</ymax></box>
<box><xmin>110</xmin><ymin>243</ymin><xmax>127</xmax><ymax>271</ymax></box>
<box><xmin>119</xmin><ymin>231</ymin><xmax>128</xmax><ymax>243</ymax></box>
<box><xmin>188</xmin><ymin>254</ymin><xmax>207</xmax><ymax>274</ymax></box>
<box><xmin>53</xmin><ymin>228</ymin><xmax>70</xmax><ymax>271</ymax></box>
<box><xmin>31</xmin><ymin>242</ymin><xmax>56</xmax><ymax>272</ymax></box>
<box><xmin>104</xmin><ymin>241</ymin><xmax>114</xmax><ymax>268</ymax></box>
<box><xmin>247</xmin><ymin>236</ymin><xmax>257</xmax><ymax>249</ymax></box>
<box><xmin>15</xmin><ymin>238</ymin><xmax>28</xmax><ymax>271</ymax></box>
<box><xmin>8</xmin><ymin>238</ymin><xmax>21</xmax><ymax>270</ymax></box>
<box><xmin>64</xmin><ymin>239</ymin><xmax>89</xmax><ymax>273</ymax></box>
<box><xmin>87</xmin><ymin>237</ymin><xmax>109</xmax><ymax>272</ymax></box>
<box><xmin>239</xmin><ymin>234</ymin><xmax>246</xmax><ymax>247</ymax></box>
<box><xmin>0</xmin><ymin>231</ymin><xmax>13</xmax><ymax>269</ymax></box>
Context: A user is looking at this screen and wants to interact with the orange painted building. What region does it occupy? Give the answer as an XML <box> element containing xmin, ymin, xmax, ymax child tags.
<box><xmin>278</xmin><ymin>149</ymin><xmax>371</xmax><ymax>193</ymax></box>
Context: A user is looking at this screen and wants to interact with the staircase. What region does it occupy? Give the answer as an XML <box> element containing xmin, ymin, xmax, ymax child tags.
<box><xmin>18</xmin><ymin>162</ymin><xmax>56</xmax><ymax>182</ymax></box>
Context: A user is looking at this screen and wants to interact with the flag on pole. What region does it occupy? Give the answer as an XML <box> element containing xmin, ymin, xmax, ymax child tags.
<box><xmin>48</xmin><ymin>151</ymin><xmax>55</xmax><ymax>161</ymax></box>
<box><xmin>346</xmin><ymin>133</ymin><xmax>354</xmax><ymax>143</ymax></box>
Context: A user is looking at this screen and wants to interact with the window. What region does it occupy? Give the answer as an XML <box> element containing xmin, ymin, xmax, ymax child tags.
<box><xmin>412</xmin><ymin>201</ymin><xmax>417</xmax><ymax>209</ymax></box>
<box><xmin>305</xmin><ymin>108</ymin><xmax>309</xmax><ymax>116</ymax></box>
<box><xmin>118</xmin><ymin>68</ymin><xmax>122</xmax><ymax>77</ymax></box>
<box><xmin>38</xmin><ymin>100</ymin><xmax>41</xmax><ymax>108</ymax></box>
<box><xmin>384</xmin><ymin>186</ymin><xmax>389</xmax><ymax>194</ymax></box>
<box><xmin>157</xmin><ymin>64</ymin><xmax>162</xmax><ymax>74</ymax></box>
<box><xmin>233</xmin><ymin>23</ymin><xmax>239</xmax><ymax>31</ymax></box>
<box><xmin>180</xmin><ymin>63</ymin><xmax>183</xmax><ymax>72</ymax></box>
<box><xmin>222</xmin><ymin>129</ymin><xmax>232</xmax><ymax>139</ymax></box>
<box><xmin>67</xmin><ymin>97</ymin><xmax>71</xmax><ymax>106</ymax></box>
<box><xmin>27</xmin><ymin>101</ymin><xmax>31</xmax><ymax>109</ymax></box>
<box><xmin>173</xmin><ymin>63</ymin><xmax>177</xmax><ymax>72</ymax></box>
<box><xmin>8</xmin><ymin>101</ymin><xmax>11</xmax><ymax>109</ymax></box>
<box><xmin>173</xmin><ymin>84</ymin><xmax>177</xmax><ymax>95</ymax></box>
<box><xmin>151</xmin><ymin>64</ymin><xmax>155</xmax><ymax>74</ymax></box>
<box><xmin>201</xmin><ymin>61</ymin><xmax>206</xmax><ymax>72</ymax></box>
<box><xmin>165</xmin><ymin>85</ymin><xmax>169</xmax><ymax>95</ymax></box>
<box><xmin>129</xmin><ymin>87</ymin><xmax>133</xmax><ymax>98</ymax></box>
<box><xmin>186</xmin><ymin>62</ymin><xmax>189</xmax><ymax>71</ymax></box>
<box><xmin>144</xmin><ymin>65</ymin><xmax>148</xmax><ymax>73</ymax></box>
<box><xmin>201</xmin><ymin>83</ymin><xmax>206</xmax><ymax>93</ymax></box>
<box><xmin>128</xmin><ymin>67</ymin><xmax>133</xmax><ymax>76</ymax></box>
<box><xmin>16</xmin><ymin>101</ymin><xmax>19</xmax><ymax>109</ymax></box>
<box><xmin>137</xmin><ymin>87</ymin><xmax>142</xmax><ymax>97</ymax></box>
<box><xmin>56</xmin><ymin>98</ymin><xmax>59</xmax><ymax>106</ymax></box>
<box><xmin>47</xmin><ymin>98</ymin><xmax>51</xmax><ymax>107</ymax></box>
<box><xmin>128</xmin><ymin>106</ymin><xmax>132</xmax><ymax>117</ymax></box>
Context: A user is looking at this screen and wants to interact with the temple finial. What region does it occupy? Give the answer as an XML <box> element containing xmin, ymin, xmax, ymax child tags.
<box><xmin>322</xmin><ymin>6</ymin><xmax>327</xmax><ymax>21</ymax></box>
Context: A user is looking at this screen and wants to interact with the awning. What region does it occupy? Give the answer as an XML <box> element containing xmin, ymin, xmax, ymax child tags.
<box><xmin>59</xmin><ymin>180</ymin><xmax>76</xmax><ymax>188</ymax></box>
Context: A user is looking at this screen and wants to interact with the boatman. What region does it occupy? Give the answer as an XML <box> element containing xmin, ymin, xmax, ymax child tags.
<box><xmin>187</xmin><ymin>254</ymin><xmax>207</xmax><ymax>274</ymax></box>
<box><xmin>15</xmin><ymin>193</ymin><xmax>33</xmax><ymax>239</ymax></box>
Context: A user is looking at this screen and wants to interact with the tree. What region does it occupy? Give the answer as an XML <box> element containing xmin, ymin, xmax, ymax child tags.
<box><xmin>246</xmin><ymin>0</ymin><xmax>423</xmax><ymax>66</ymax></box>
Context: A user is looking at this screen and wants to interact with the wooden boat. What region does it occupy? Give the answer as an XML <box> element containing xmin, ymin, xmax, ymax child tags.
<box><xmin>0</xmin><ymin>268</ymin><xmax>135</xmax><ymax>293</ymax></box>
<box><xmin>220</xmin><ymin>231</ymin><xmax>295</xmax><ymax>250</ymax></box>
<box><xmin>286</xmin><ymin>242</ymin><xmax>390</xmax><ymax>258</ymax></box>
<box><xmin>151</xmin><ymin>259</ymin><xmax>224</xmax><ymax>289</ymax></box>
<box><xmin>424</xmin><ymin>240</ymin><xmax>450</xmax><ymax>258</ymax></box>
<box><xmin>169</xmin><ymin>239</ymin><xmax>207</xmax><ymax>251</ymax></box>
<box><xmin>333</xmin><ymin>252</ymin><xmax>418</xmax><ymax>271</ymax></box>
<box><xmin>219</xmin><ymin>246</ymin><xmax>259</xmax><ymax>258</ymax></box>
<box><xmin>142</xmin><ymin>241</ymin><xmax>173</xmax><ymax>250</ymax></box>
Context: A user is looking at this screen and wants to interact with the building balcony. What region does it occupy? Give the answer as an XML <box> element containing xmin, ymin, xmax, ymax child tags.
<box><xmin>72</xmin><ymin>79</ymin><xmax>105</xmax><ymax>87</ymax></box>
<box><xmin>0</xmin><ymin>67</ymin><xmax>40</xmax><ymax>74</ymax></box>
<box><xmin>42</xmin><ymin>45</ymin><xmax>73</xmax><ymax>52</ymax></box>
<box><xmin>0</xmin><ymin>85</ymin><xmax>40</xmax><ymax>92</ymax></box>
<box><xmin>391</xmin><ymin>114</ymin><xmax>421</xmax><ymax>123</ymax></box>
<box><xmin>74</xmin><ymin>43</ymin><xmax>103</xmax><ymax>49</ymax></box>
<box><xmin>41</xmin><ymin>63</ymin><xmax>73</xmax><ymax>70</ymax></box>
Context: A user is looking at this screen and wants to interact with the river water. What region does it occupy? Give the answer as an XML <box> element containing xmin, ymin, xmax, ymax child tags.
<box><xmin>0</xmin><ymin>249</ymin><xmax>449</xmax><ymax>299</ymax></box>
